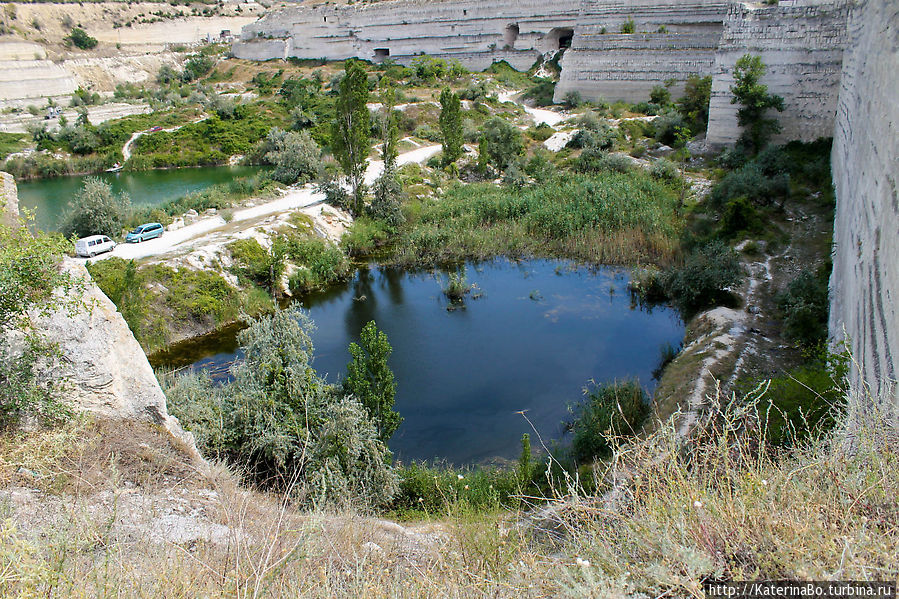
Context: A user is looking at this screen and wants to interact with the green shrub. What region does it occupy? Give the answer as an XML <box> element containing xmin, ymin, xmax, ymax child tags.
<box><xmin>164</xmin><ymin>307</ymin><xmax>398</xmax><ymax>508</ymax></box>
<box><xmin>481</xmin><ymin>117</ymin><xmax>523</xmax><ymax>170</ymax></box>
<box><xmin>62</xmin><ymin>177</ymin><xmax>130</xmax><ymax>238</ymax></box>
<box><xmin>662</xmin><ymin>241</ymin><xmax>744</xmax><ymax>313</ymax></box>
<box><xmin>759</xmin><ymin>351</ymin><xmax>847</xmax><ymax>445</ymax></box>
<box><xmin>228</xmin><ymin>238</ymin><xmax>284</xmax><ymax>293</ymax></box>
<box><xmin>650</xmin><ymin>158</ymin><xmax>680</xmax><ymax>182</ymax></box>
<box><xmin>570</xmin><ymin>380</ymin><xmax>648</xmax><ymax>462</ymax></box>
<box><xmin>620</xmin><ymin>18</ymin><xmax>636</xmax><ymax>34</ymax></box>
<box><xmin>720</xmin><ymin>196</ymin><xmax>764</xmax><ymax>238</ymax></box>
<box><xmin>263</xmin><ymin>128</ymin><xmax>322</xmax><ymax>184</ymax></box>
<box><xmin>776</xmin><ymin>268</ymin><xmax>830</xmax><ymax>347</ymax></box>
<box><xmin>391</xmin><ymin>462</ymin><xmax>521</xmax><ymax>514</ymax></box>
<box><xmin>522</xmin><ymin>79</ymin><xmax>556</xmax><ymax>107</ymax></box>
<box><xmin>66</xmin><ymin>28</ymin><xmax>97</xmax><ymax>50</ymax></box>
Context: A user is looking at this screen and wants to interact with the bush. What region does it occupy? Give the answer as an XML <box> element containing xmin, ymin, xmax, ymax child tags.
<box><xmin>678</xmin><ymin>75</ymin><xmax>713</xmax><ymax>133</ymax></box>
<box><xmin>66</xmin><ymin>28</ymin><xmax>97</xmax><ymax>50</ymax></box>
<box><xmin>570</xmin><ymin>380</ymin><xmax>648</xmax><ymax>462</ymax></box>
<box><xmin>0</xmin><ymin>222</ymin><xmax>76</xmax><ymax>425</ymax></box>
<box><xmin>264</xmin><ymin>128</ymin><xmax>322</xmax><ymax>184</ymax></box>
<box><xmin>650</xmin><ymin>158</ymin><xmax>680</xmax><ymax>182</ymax></box>
<box><xmin>720</xmin><ymin>196</ymin><xmax>764</xmax><ymax>238</ymax></box>
<box><xmin>62</xmin><ymin>177</ymin><xmax>131</xmax><ymax>238</ymax></box>
<box><xmin>651</xmin><ymin>111</ymin><xmax>688</xmax><ymax>146</ymax></box>
<box><xmin>181</xmin><ymin>54</ymin><xmax>215</xmax><ymax>82</ymax></box>
<box><xmin>228</xmin><ymin>238</ymin><xmax>284</xmax><ymax>293</ymax></box>
<box><xmin>662</xmin><ymin>241</ymin><xmax>744</xmax><ymax>313</ymax></box>
<box><xmin>576</xmin><ymin>150</ymin><xmax>633</xmax><ymax>174</ymax></box>
<box><xmin>776</xmin><ymin>268</ymin><xmax>830</xmax><ymax>347</ymax></box>
<box><xmin>709</xmin><ymin>162</ymin><xmax>790</xmax><ymax>208</ymax></box>
<box><xmin>165</xmin><ymin>307</ymin><xmax>398</xmax><ymax>508</ymax></box>
<box><xmin>481</xmin><ymin>117</ymin><xmax>524</xmax><ymax>170</ymax></box>
<box><xmin>369</xmin><ymin>169</ymin><xmax>406</xmax><ymax>229</ymax></box>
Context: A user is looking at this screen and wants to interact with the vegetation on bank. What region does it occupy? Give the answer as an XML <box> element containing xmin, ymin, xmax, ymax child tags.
<box><xmin>349</xmin><ymin>171</ymin><xmax>684</xmax><ymax>267</ymax></box>
<box><xmin>0</xmin><ymin>219</ymin><xmax>76</xmax><ymax>426</ymax></box>
<box><xmin>87</xmin><ymin>257</ymin><xmax>274</xmax><ymax>352</ymax></box>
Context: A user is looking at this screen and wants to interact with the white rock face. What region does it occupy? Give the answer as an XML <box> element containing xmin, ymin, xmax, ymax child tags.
<box><xmin>829</xmin><ymin>0</ymin><xmax>899</xmax><ymax>424</ymax></box>
<box><xmin>34</xmin><ymin>258</ymin><xmax>198</xmax><ymax>454</ymax></box>
<box><xmin>705</xmin><ymin>0</ymin><xmax>848</xmax><ymax>146</ymax></box>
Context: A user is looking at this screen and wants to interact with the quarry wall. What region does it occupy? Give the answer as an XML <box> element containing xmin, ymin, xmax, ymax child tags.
<box><xmin>233</xmin><ymin>0</ymin><xmax>583</xmax><ymax>70</ymax></box>
<box><xmin>829</xmin><ymin>0</ymin><xmax>899</xmax><ymax>423</ymax></box>
<box><xmin>705</xmin><ymin>0</ymin><xmax>847</xmax><ymax>145</ymax></box>
<box><xmin>554</xmin><ymin>0</ymin><xmax>726</xmax><ymax>103</ymax></box>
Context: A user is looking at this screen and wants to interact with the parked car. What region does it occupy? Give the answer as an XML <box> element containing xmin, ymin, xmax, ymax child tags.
<box><xmin>75</xmin><ymin>235</ymin><xmax>116</xmax><ymax>258</ymax></box>
<box><xmin>126</xmin><ymin>222</ymin><xmax>164</xmax><ymax>243</ymax></box>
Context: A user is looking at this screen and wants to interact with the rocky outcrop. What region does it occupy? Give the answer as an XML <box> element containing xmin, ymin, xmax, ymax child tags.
<box><xmin>829</xmin><ymin>0</ymin><xmax>899</xmax><ymax>424</ymax></box>
<box><xmin>0</xmin><ymin>172</ymin><xmax>17</xmax><ymax>227</ymax></box>
<box><xmin>1</xmin><ymin>172</ymin><xmax>198</xmax><ymax>454</ymax></box>
<box><xmin>705</xmin><ymin>0</ymin><xmax>848</xmax><ymax>145</ymax></box>
<box><xmin>34</xmin><ymin>258</ymin><xmax>197</xmax><ymax>452</ymax></box>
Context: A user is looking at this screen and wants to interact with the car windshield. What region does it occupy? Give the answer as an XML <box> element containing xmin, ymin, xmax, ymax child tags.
<box><xmin>132</xmin><ymin>227</ymin><xmax>144</xmax><ymax>234</ymax></box>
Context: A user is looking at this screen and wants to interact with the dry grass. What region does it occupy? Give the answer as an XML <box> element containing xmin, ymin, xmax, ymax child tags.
<box><xmin>0</xmin><ymin>386</ymin><xmax>897</xmax><ymax>597</ymax></box>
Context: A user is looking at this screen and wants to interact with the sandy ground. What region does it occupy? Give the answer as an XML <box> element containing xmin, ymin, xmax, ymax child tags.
<box><xmin>497</xmin><ymin>90</ymin><xmax>568</xmax><ymax>127</ymax></box>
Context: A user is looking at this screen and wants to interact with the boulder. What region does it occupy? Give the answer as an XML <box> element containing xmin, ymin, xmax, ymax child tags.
<box><xmin>32</xmin><ymin>259</ymin><xmax>200</xmax><ymax>457</ymax></box>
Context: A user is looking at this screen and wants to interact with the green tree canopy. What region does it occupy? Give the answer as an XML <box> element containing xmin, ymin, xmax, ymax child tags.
<box><xmin>439</xmin><ymin>87</ymin><xmax>463</xmax><ymax>164</ymax></box>
<box><xmin>343</xmin><ymin>320</ymin><xmax>402</xmax><ymax>442</ymax></box>
<box><xmin>332</xmin><ymin>59</ymin><xmax>371</xmax><ymax>216</ymax></box>
<box><xmin>62</xmin><ymin>177</ymin><xmax>130</xmax><ymax>238</ymax></box>
<box><xmin>730</xmin><ymin>54</ymin><xmax>785</xmax><ymax>153</ymax></box>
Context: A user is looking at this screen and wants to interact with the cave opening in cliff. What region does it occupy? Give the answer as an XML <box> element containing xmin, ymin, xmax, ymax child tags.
<box><xmin>504</xmin><ymin>24</ymin><xmax>519</xmax><ymax>49</ymax></box>
<box><xmin>374</xmin><ymin>48</ymin><xmax>390</xmax><ymax>62</ymax></box>
<box><xmin>544</xmin><ymin>27</ymin><xmax>574</xmax><ymax>51</ymax></box>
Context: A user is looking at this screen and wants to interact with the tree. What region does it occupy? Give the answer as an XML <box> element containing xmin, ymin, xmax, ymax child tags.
<box><xmin>481</xmin><ymin>117</ymin><xmax>523</xmax><ymax>171</ymax></box>
<box><xmin>344</xmin><ymin>320</ymin><xmax>402</xmax><ymax>442</ymax></box>
<box><xmin>649</xmin><ymin>84</ymin><xmax>671</xmax><ymax>106</ymax></box>
<box><xmin>0</xmin><ymin>220</ymin><xmax>77</xmax><ymax>425</ymax></box>
<box><xmin>264</xmin><ymin>128</ymin><xmax>322</xmax><ymax>184</ymax></box>
<box><xmin>379</xmin><ymin>82</ymin><xmax>399</xmax><ymax>171</ymax></box>
<box><xmin>678</xmin><ymin>74</ymin><xmax>712</xmax><ymax>133</ymax></box>
<box><xmin>730</xmin><ymin>54</ymin><xmax>784</xmax><ymax>153</ymax></box>
<box><xmin>438</xmin><ymin>87</ymin><xmax>463</xmax><ymax>164</ymax></box>
<box><xmin>369</xmin><ymin>169</ymin><xmax>405</xmax><ymax>229</ymax></box>
<box><xmin>332</xmin><ymin>59</ymin><xmax>371</xmax><ymax>216</ymax></box>
<box><xmin>62</xmin><ymin>177</ymin><xmax>130</xmax><ymax>238</ymax></box>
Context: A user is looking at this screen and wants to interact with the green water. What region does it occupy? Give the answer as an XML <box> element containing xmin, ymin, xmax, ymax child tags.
<box><xmin>16</xmin><ymin>166</ymin><xmax>263</xmax><ymax>231</ymax></box>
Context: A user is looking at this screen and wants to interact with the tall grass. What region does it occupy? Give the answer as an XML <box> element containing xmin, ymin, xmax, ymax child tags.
<box><xmin>386</xmin><ymin>172</ymin><xmax>681</xmax><ymax>267</ymax></box>
<box><xmin>0</xmin><ymin>384</ymin><xmax>896</xmax><ymax>596</ymax></box>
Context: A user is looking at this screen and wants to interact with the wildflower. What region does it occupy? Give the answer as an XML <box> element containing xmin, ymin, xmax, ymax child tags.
<box><xmin>418</xmin><ymin>497</ymin><xmax>423</xmax><ymax>503</ymax></box>
<box><xmin>693</xmin><ymin>500</ymin><xmax>702</xmax><ymax>508</ymax></box>
<box><xmin>457</xmin><ymin>474</ymin><xmax>464</xmax><ymax>480</ymax></box>
<box><xmin>576</xmin><ymin>557</ymin><xmax>591</xmax><ymax>568</ymax></box>
<box><xmin>761</xmin><ymin>479</ymin><xmax>768</xmax><ymax>486</ymax></box>
<box><xmin>464</xmin><ymin>484</ymin><xmax>470</xmax><ymax>489</ymax></box>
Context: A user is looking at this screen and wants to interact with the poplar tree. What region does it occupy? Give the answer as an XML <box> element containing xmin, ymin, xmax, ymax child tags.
<box><xmin>344</xmin><ymin>320</ymin><xmax>402</xmax><ymax>443</ymax></box>
<box><xmin>380</xmin><ymin>82</ymin><xmax>399</xmax><ymax>172</ymax></box>
<box><xmin>332</xmin><ymin>59</ymin><xmax>371</xmax><ymax>216</ymax></box>
<box><xmin>439</xmin><ymin>87</ymin><xmax>463</xmax><ymax>164</ymax></box>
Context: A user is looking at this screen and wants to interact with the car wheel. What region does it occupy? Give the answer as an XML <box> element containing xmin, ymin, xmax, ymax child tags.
<box><xmin>89</xmin><ymin>252</ymin><xmax>96</xmax><ymax>258</ymax></box>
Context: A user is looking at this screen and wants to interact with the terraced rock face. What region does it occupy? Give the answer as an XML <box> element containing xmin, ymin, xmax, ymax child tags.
<box><xmin>829</xmin><ymin>0</ymin><xmax>899</xmax><ymax>424</ymax></box>
<box><xmin>705</xmin><ymin>0</ymin><xmax>848</xmax><ymax>145</ymax></box>
<box><xmin>0</xmin><ymin>41</ymin><xmax>77</xmax><ymax>107</ymax></box>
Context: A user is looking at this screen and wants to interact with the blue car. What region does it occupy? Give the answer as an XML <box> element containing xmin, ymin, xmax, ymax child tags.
<box><xmin>126</xmin><ymin>222</ymin><xmax>164</xmax><ymax>243</ymax></box>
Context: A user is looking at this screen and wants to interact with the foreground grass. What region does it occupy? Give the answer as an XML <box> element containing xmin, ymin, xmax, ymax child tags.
<box><xmin>0</xmin><ymin>386</ymin><xmax>895</xmax><ymax>597</ymax></box>
<box><xmin>362</xmin><ymin>172</ymin><xmax>683</xmax><ymax>268</ymax></box>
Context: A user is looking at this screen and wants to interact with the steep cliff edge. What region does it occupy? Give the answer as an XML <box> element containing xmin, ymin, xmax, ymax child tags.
<box><xmin>1</xmin><ymin>172</ymin><xmax>198</xmax><ymax>455</ymax></box>
<box><xmin>829</xmin><ymin>0</ymin><xmax>899</xmax><ymax>424</ymax></box>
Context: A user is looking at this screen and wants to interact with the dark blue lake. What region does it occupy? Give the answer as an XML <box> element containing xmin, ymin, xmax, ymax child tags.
<box><xmin>153</xmin><ymin>259</ymin><xmax>684</xmax><ymax>465</ymax></box>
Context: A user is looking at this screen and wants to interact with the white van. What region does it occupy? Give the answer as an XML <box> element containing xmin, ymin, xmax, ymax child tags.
<box><xmin>75</xmin><ymin>235</ymin><xmax>117</xmax><ymax>258</ymax></box>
